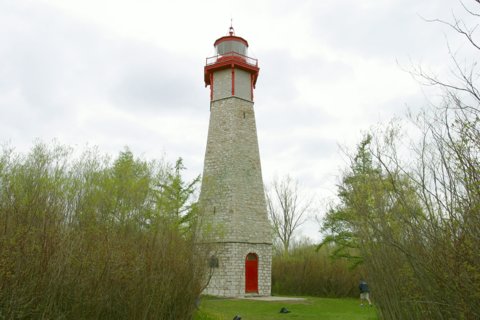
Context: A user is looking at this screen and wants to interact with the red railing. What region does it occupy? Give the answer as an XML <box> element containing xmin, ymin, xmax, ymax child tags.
<box><xmin>206</xmin><ymin>51</ymin><xmax>258</xmax><ymax>67</ymax></box>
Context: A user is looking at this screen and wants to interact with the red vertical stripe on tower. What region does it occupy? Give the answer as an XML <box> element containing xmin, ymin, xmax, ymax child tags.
<box><xmin>210</xmin><ymin>74</ymin><xmax>214</xmax><ymax>100</ymax></box>
<box><xmin>231</xmin><ymin>66</ymin><xmax>235</xmax><ymax>96</ymax></box>
<box><xmin>251</xmin><ymin>74</ymin><xmax>254</xmax><ymax>101</ymax></box>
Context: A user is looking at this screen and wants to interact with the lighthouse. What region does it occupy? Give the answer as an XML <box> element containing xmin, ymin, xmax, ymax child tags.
<box><xmin>198</xmin><ymin>26</ymin><xmax>272</xmax><ymax>297</ymax></box>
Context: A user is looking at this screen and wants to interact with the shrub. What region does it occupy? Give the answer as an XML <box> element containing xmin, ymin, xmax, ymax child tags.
<box><xmin>0</xmin><ymin>143</ymin><xmax>207</xmax><ymax>319</ymax></box>
<box><xmin>272</xmin><ymin>243</ymin><xmax>365</xmax><ymax>297</ymax></box>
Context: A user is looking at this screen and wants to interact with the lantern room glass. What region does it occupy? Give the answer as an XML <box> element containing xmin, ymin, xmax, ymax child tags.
<box><xmin>216</xmin><ymin>40</ymin><xmax>247</xmax><ymax>56</ymax></box>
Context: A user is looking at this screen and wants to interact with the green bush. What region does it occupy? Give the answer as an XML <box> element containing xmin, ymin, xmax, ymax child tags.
<box><xmin>272</xmin><ymin>243</ymin><xmax>365</xmax><ymax>298</ymax></box>
<box><xmin>0</xmin><ymin>143</ymin><xmax>207</xmax><ymax>319</ymax></box>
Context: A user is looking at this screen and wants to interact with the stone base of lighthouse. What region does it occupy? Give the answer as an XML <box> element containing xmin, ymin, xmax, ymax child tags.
<box><xmin>204</xmin><ymin>242</ymin><xmax>272</xmax><ymax>297</ymax></box>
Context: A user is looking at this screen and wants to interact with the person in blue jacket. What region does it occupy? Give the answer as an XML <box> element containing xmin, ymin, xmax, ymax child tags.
<box><xmin>359</xmin><ymin>279</ymin><xmax>372</xmax><ymax>306</ymax></box>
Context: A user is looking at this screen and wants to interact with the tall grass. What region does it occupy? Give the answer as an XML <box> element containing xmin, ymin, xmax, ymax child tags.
<box><xmin>0</xmin><ymin>143</ymin><xmax>208</xmax><ymax>319</ymax></box>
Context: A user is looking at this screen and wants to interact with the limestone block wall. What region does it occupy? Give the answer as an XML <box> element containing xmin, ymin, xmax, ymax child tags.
<box><xmin>212</xmin><ymin>69</ymin><xmax>231</xmax><ymax>100</ymax></box>
<box><xmin>199</xmin><ymin>66</ymin><xmax>272</xmax><ymax>297</ymax></box>
<box><xmin>212</xmin><ymin>67</ymin><xmax>252</xmax><ymax>101</ymax></box>
<box><xmin>234</xmin><ymin>69</ymin><xmax>251</xmax><ymax>101</ymax></box>
<box><xmin>199</xmin><ymin>97</ymin><xmax>271</xmax><ymax>244</ymax></box>
<box><xmin>203</xmin><ymin>242</ymin><xmax>272</xmax><ymax>297</ymax></box>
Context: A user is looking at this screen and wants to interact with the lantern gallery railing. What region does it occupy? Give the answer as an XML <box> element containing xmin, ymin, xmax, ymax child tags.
<box><xmin>206</xmin><ymin>52</ymin><xmax>258</xmax><ymax>67</ymax></box>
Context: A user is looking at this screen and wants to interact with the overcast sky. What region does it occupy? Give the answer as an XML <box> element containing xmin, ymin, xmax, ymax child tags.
<box><xmin>0</xmin><ymin>0</ymin><xmax>475</xmax><ymax>240</ymax></box>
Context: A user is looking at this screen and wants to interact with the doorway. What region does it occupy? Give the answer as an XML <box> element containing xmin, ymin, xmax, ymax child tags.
<box><xmin>245</xmin><ymin>253</ymin><xmax>258</xmax><ymax>293</ymax></box>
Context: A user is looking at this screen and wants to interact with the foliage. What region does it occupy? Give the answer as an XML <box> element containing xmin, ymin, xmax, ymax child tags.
<box><xmin>369</xmin><ymin>2</ymin><xmax>480</xmax><ymax>318</ymax></box>
<box><xmin>319</xmin><ymin>135</ymin><xmax>375</xmax><ymax>266</ymax></box>
<box><xmin>272</xmin><ymin>242</ymin><xmax>366</xmax><ymax>298</ymax></box>
<box><xmin>154</xmin><ymin>158</ymin><xmax>201</xmax><ymax>233</ymax></box>
<box><xmin>320</xmin><ymin>2</ymin><xmax>480</xmax><ymax>318</ymax></box>
<box><xmin>0</xmin><ymin>143</ymin><xmax>207</xmax><ymax>319</ymax></box>
<box><xmin>194</xmin><ymin>296</ymin><xmax>378</xmax><ymax>320</ymax></box>
<box><xmin>319</xmin><ymin>135</ymin><xmax>421</xmax><ymax>268</ymax></box>
<box><xmin>320</xmin><ymin>123</ymin><xmax>479</xmax><ymax>319</ymax></box>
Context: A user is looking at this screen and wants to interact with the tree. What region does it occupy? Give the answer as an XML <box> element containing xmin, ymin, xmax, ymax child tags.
<box><xmin>319</xmin><ymin>133</ymin><xmax>424</xmax><ymax>253</ymax></box>
<box><xmin>109</xmin><ymin>148</ymin><xmax>152</xmax><ymax>227</ymax></box>
<box><xmin>266</xmin><ymin>175</ymin><xmax>311</xmax><ymax>254</ymax></box>
<box><xmin>318</xmin><ymin>135</ymin><xmax>377</xmax><ymax>266</ymax></box>
<box><xmin>396</xmin><ymin>3</ymin><xmax>480</xmax><ymax>317</ymax></box>
<box><xmin>320</xmin><ymin>2</ymin><xmax>480</xmax><ymax>318</ymax></box>
<box><xmin>154</xmin><ymin>158</ymin><xmax>200</xmax><ymax>233</ymax></box>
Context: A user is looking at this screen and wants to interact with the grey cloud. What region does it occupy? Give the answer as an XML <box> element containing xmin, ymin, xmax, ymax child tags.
<box><xmin>0</xmin><ymin>2</ymin><xmax>205</xmax><ymax>125</ymax></box>
<box><xmin>263</xmin><ymin>131</ymin><xmax>337</xmax><ymax>158</ymax></box>
<box><xmin>255</xmin><ymin>50</ymin><xmax>299</xmax><ymax>103</ymax></box>
<box><xmin>258</xmin><ymin>49</ymin><xmax>354</xmax><ymax>102</ymax></box>
<box><xmin>309</xmin><ymin>1</ymin><xmax>454</xmax><ymax>60</ymax></box>
<box><xmin>1</xmin><ymin>7</ymin><xmax>72</xmax><ymax>116</ymax></box>
<box><xmin>257</xmin><ymin>102</ymin><xmax>333</xmax><ymax>136</ymax></box>
<box><xmin>110</xmin><ymin>55</ymin><xmax>205</xmax><ymax>115</ymax></box>
<box><xmin>0</xmin><ymin>1</ymin><xmax>211</xmax><ymax>163</ymax></box>
<box><xmin>297</xmin><ymin>136</ymin><xmax>338</xmax><ymax>159</ymax></box>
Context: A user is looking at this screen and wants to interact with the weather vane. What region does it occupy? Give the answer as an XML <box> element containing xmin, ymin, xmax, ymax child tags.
<box><xmin>229</xmin><ymin>18</ymin><xmax>235</xmax><ymax>36</ymax></box>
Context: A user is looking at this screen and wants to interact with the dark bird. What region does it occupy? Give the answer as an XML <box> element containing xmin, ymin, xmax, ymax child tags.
<box><xmin>280</xmin><ymin>307</ymin><xmax>291</xmax><ymax>313</ymax></box>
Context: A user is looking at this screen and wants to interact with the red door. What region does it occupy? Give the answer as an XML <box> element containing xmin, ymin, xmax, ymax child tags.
<box><xmin>245</xmin><ymin>253</ymin><xmax>258</xmax><ymax>293</ymax></box>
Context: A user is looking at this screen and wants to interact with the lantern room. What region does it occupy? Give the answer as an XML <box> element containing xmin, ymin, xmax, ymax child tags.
<box><xmin>204</xmin><ymin>27</ymin><xmax>259</xmax><ymax>102</ymax></box>
<box><xmin>214</xmin><ymin>27</ymin><xmax>249</xmax><ymax>56</ymax></box>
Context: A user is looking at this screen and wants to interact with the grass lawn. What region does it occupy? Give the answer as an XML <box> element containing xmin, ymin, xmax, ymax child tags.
<box><xmin>194</xmin><ymin>296</ymin><xmax>378</xmax><ymax>320</ymax></box>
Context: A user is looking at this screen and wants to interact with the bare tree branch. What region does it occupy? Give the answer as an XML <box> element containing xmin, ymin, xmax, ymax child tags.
<box><xmin>460</xmin><ymin>0</ymin><xmax>480</xmax><ymax>17</ymax></box>
<box><xmin>421</xmin><ymin>14</ymin><xmax>480</xmax><ymax>50</ymax></box>
<box><xmin>266</xmin><ymin>175</ymin><xmax>312</xmax><ymax>253</ymax></box>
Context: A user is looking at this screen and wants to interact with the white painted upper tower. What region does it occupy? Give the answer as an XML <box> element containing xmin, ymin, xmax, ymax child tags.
<box><xmin>199</xmin><ymin>26</ymin><xmax>272</xmax><ymax>297</ymax></box>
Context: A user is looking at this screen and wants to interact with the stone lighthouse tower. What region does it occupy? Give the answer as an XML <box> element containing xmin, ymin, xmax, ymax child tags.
<box><xmin>198</xmin><ymin>26</ymin><xmax>272</xmax><ymax>297</ymax></box>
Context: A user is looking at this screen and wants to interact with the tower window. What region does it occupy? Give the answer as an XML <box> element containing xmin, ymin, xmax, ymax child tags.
<box><xmin>209</xmin><ymin>255</ymin><xmax>219</xmax><ymax>268</ymax></box>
